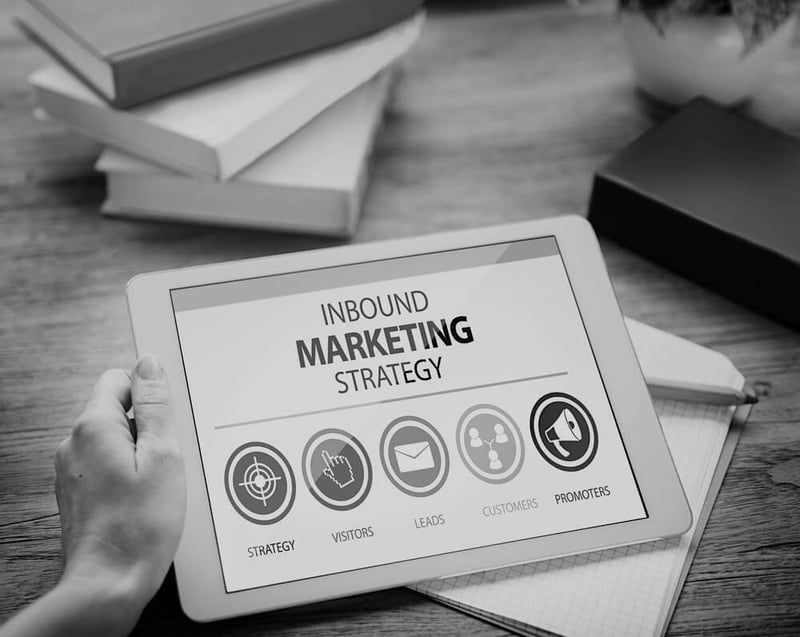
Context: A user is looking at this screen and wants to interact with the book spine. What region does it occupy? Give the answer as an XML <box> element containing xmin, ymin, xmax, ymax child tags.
<box><xmin>109</xmin><ymin>0</ymin><xmax>423</xmax><ymax>108</ymax></box>
<box><xmin>588</xmin><ymin>174</ymin><xmax>800</xmax><ymax>331</ymax></box>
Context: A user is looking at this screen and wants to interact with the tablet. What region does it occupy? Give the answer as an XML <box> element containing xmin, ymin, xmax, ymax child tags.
<box><xmin>126</xmin><ymin>216</ymin><xmax>690</xmax><ymax>621</ymax></box>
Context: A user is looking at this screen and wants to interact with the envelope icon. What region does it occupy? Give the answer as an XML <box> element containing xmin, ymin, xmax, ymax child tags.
<box><xmin>393</xmin><ymin>441</ymin><xmax>435</xmax><ymax>474</ymax></box>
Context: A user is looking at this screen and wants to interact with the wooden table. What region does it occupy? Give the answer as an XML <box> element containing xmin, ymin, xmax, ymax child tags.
<box><xmin>2</xmin><ymin>1</ymin><xmax>799</xmax><ymax>634</ymax></box>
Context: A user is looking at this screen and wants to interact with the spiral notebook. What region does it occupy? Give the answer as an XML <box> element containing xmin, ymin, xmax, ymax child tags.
<box><xmin>412</xmin><ymin>319</ymin><xmax>748</xmax><ymax>637</ymax></box>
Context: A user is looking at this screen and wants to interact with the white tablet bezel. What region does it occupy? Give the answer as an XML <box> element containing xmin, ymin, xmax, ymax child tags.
<box><xmin>126</xmin><ymin>216</ymin><xmax>690</xmax><ymax>622</ymax></box>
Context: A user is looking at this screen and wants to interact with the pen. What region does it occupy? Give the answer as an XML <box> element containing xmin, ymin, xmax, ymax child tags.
<box><xmin>645</xmin><ymin>376</ymin><xmax>758</xmax><ymax>406</ymax></box>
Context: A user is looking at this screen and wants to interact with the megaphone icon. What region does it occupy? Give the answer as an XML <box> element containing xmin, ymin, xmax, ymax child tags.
<box><xmin>545</xmin><ymin>408</ymin><xmax>582</xmax><ymax>457</ymax></box>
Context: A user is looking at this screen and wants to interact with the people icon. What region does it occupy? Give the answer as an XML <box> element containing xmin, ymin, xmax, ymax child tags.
<box><xmin>457</xmin><ymin>405</ymin><xmax>525</xmax><ymax>484</ymax></box>
<box><xmin>469</xmin><ymin>427</ymin><xmax>483</xmax><ymax>448</ymax></box>
<box><xmin>466</xmin><ymin>420</ymin><xmax>509</xmax><ymax>472</ymax></box>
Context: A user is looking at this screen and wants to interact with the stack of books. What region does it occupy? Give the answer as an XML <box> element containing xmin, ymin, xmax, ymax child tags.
<box><xmin>18</xmin><ymin>0</ymin><xmax>424</xmax><ymax>236</ymax></box>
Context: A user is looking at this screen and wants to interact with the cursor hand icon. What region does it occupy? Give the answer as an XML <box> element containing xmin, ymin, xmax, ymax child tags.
<box><xmin>321</xmin><ymin>449</ymin><xmax>355</xmax><ymax>489</ymax></box>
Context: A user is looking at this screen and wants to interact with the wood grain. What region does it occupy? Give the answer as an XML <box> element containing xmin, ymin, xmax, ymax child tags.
<box><xmin>1</xmin><ymin>0</ymin><xmax>799</xmax><ymax>634</ymax></box>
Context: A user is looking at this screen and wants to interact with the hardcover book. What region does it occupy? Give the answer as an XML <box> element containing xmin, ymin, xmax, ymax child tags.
<box><xmin>589</xmin><ymin>99</ymin><xmax>800</xmax><ymax>330</ymax></box>
<box><xmin>96</xmin><ymin>73</ymin><xmax>393</xmax><ymax>236</ymax></box>
<box><xmin>30</xmin><ymin>15</ymin><xmax>422</xmax><ymax>180</ymax></box>
<box><xmin>17</xmin><ymin>0</ymin><xmax>423</xmax><ymax>107</ymax></box>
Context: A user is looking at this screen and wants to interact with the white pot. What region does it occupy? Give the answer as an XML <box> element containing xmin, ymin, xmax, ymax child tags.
<box><xmin>621</xmin><ymin>11</ymin><xmax>797</xmax><ymax>106</ymax></box>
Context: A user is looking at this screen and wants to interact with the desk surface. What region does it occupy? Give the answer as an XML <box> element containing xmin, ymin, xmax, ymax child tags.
<box><xmin>2</xmin><ymin>1</ymin><xmax>800</xmax><ymax>634</ymax></box>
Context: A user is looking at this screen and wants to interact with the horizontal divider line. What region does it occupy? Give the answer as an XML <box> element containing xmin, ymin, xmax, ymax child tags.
<box><xmin>214</xmin><ymin>371</ymin><xmax>568</xmax><ymax>430</ymax></box>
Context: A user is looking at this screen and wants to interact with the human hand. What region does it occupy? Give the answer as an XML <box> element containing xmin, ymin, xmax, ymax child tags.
<box><xmin>54</xmin><ymin>355</ymin><xmax>186</xmax><ymax>633</ymax></box>
<box><xmin>321</xmin><ymin>450</ymin><xmax>355</xmax><ymax>488</ymax></box>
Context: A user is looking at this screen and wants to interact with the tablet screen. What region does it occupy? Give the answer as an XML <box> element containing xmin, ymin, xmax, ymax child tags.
<box><xmin>170</xmin><ymin>236</ymin><xmax>647</xmax><ymax>593</ymax></box>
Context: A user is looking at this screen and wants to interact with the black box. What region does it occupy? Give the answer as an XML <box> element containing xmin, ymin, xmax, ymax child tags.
<box><xmin>589</xmin><ymin>98</ymin><xmax>800</xmax><ymax>330</ymax></box>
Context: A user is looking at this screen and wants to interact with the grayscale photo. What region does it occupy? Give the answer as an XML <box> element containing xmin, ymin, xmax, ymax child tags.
<box><xmin>1</xmin><ymin>0</ymin><xmax>798</xmax><ymax>635</ymax></box>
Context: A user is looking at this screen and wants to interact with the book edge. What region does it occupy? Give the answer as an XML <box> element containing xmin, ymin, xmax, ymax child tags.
<box><xmin>17</xmin><ymin>2</ymin><xmax>116</xmax><ymax>99</ymax></box>
<box><xmin>25</xmin><ymin>0</ymin><xmax>421</xmax><ymax>106</ymax></box>
<box><xmin>214</xmin><ymin>19</ymin><xmax>418</xmax><ymax>177</ymax></box>
<box><xmin>31</xmin><ymin>79</ymin><xmax>219</xmax><ymax>178</ymax></box>
<box><xmin>101</xmin><ymin>170</ymin><xmax>354</xmax><ymax>235</ymax></box>
<box><xmin>100</xmin><ymin>193</ymin><xmax>354</xmax><ymax>237</ymax></box>
<box><xmin>108</xmin><ymin>0</ymin><xmax>421</xmax><ymax>61</ymax></box>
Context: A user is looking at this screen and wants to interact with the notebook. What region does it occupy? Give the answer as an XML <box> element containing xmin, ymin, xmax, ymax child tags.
<box><xmin>28</xmin><ymin>14</ymin><xmax>422</xmax><ymax>180</ymax></box>
<box><xmin>95</xmin><ymin>72</ymin><xmax>393</xmax><ymax>236</ymax></box>
<box><xmin>412</xmin><ymin>318</ymin><xmax>747</xmax><ymax>637</ymax></box>
<box><xmin>16</xmin><ymin>0</ymin><xmax>422</xmax><ymax>107</ymax></box>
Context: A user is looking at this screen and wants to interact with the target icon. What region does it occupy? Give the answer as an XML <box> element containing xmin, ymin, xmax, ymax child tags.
<box><xmin>225</xmin><ymin>443</ymin><xmax>295</xmax><ymax>525</ymax></box>
<box><xmin>240</xmin><ymin>456</ymin><xmax>281</xmax><ymax>505</ymax></box>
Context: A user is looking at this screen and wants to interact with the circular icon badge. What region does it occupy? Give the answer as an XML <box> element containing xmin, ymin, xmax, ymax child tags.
<box><xmin>456</xmin><ymin>404</ymin><xmax>525</xmax><ymax>484</ymax></box>
<box><xmin>225</xmin><ymin>442</ymin><xmax>296</xmax><ymax>525</ymax></box>
<box><xmin>380</xmin><ymin>416</ymin><xmax>449</xmax><ymax>497</ymax></box>
<box><xmin>302</xmin><ymin>429</ymin><xmax>372</xmax><ymax>511</ymax></box>
<box><xmin>530</xmin><ymin>393</ymin><xmax>598</xmax><ymax>471</ymax></box>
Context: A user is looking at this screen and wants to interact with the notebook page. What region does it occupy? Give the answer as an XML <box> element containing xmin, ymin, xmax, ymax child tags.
<box><xmin>412</xmin><ymin>320</ymin><xmax>743</xmax><ymax>637</ymax></box>
<box><xmin>655</xmin><ymin>408</ymin><xmax>746</xmax><ymax>636</ymax></box>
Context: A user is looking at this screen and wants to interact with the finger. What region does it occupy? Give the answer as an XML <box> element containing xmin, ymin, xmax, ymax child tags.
<box><xmin>87</xmin><ymin>368</ymin><xmax>132</xmax><ymax>414</ymax></box>
<box><xmin>131</xmin><ymin>354</ymin><xmax>173</xmax><ymax>444</ymax></box>
<box><xmin>321</xmin><ymin>450</ymin><xmax>333</xmax><ymax>469</ymax></box>
<box><xmin>73</xmin><ymin>369</ymin><xmax>134</xmax><ymax>444</ymax></box>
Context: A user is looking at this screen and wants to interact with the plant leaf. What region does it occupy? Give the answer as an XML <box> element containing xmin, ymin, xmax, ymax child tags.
<box><xmin>620</xmin><ymin>0</ymin><xmax>674</xmax><ymax>10</ymax></box>
<box><xmin>621</xmin><ymin>0</ymin><xmax>681</xmax><ymax>31</ymax></box>
<box><xmin>621</xmin><ymin>0</ymin><xmax>731</xmax><ymax>30</ymax></box>
<box><xmin>730</xmin><ymin>0</ymin><xmax>797</xmax><ymax>52</ymax></box>
<box><xmin>668</xmin><ymin>0</ymin><xmax>728</xmax><ymax>15</ymax></box>
<box><xmin>621</xmin><ymin>0</ymin><xmax>798</xmax><ymax>53</ymax></box>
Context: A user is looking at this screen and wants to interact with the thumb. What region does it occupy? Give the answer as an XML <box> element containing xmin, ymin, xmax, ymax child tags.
<box><xmin>131</xmin><ymin>354</ymin><xmax>173</xmax><ymax>444</ymax></box>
